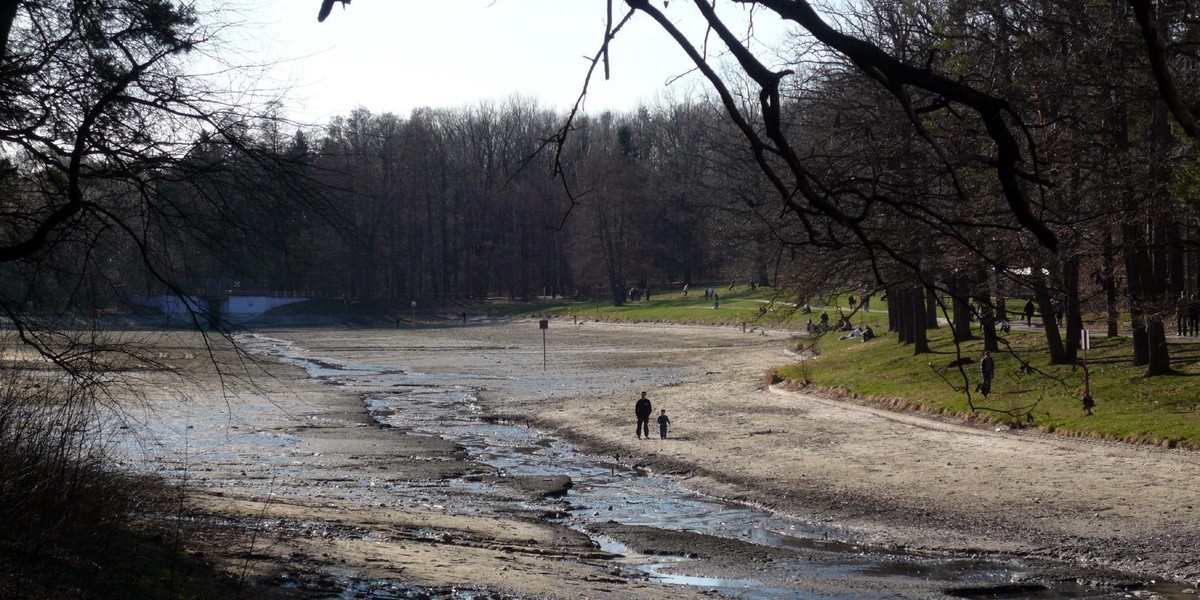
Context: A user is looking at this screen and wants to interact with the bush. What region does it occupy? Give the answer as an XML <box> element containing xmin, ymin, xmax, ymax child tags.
<box><xmin>0</xmin><ymin>370</ymin><xmax>235</xmax><ymax>599</ymax></box>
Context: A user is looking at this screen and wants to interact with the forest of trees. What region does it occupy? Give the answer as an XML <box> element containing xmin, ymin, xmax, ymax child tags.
<box><xmin>184</xmin><ymin>99</ymin><xmax>777</xmax><ymax>307</ymax></box>
<box><xmin>600</xmin><ymin>0</ymin><xmax>1200</xmax><ymax>379</ymax></box>
<box><xmin>4</xmin><ymin>0</ymin><xmax>1200</xmax><ymax>382</ymax></box>
<box><xmin>208</xmin><ymin>0</ymin><xmax>1200</xmax><ymax>380</ymax></box>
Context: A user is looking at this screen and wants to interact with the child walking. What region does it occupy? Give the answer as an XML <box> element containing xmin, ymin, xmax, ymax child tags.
<box><xmin>657</xmin><ymin>409</ymin><xmax>671</xmax><ymax>439</ymax></box>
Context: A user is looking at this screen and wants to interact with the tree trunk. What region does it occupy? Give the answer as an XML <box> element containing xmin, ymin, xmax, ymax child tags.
<box><xmin>925</xmin><ymin>285</ymin><xmax>939</xmax><ymax>329</ymax></box>
<box><xmin>1031</xmin><ymin>271</ymin><xmax>1068</xmax><ymax>365</ymax></box>
<box><xmin>893</xmin><ymin>286</ymin><xmax>911</xmax><ymax>343</ymax></box>
<box><xmin>1135</xmin><ymin>99</ymin><xmax>1174</xmax><ymax>375</ymax></box>
<box><xmin>1063</xmin><ymin>254</ymin><xmax>1081</xmax><ymax>363</ymax></box>
<box><xmin>887</xmin><ymin>286</ymin><xmax>899</xmax><ymax>333</ymax></box>
<box><xmin>976</xmin><ymin>273</ymin><xmax>998</xmax><ymax>352</ymax></box>
<box><xmin>921</xmin><ymin>284</ymin><xmax>940</xmax><ymax>328</ymax></box>
<box><xmin>0</xmin><ymin>0</ymin><xmax>18</xmax><ymax>63</ymax></box>
<box><xmin>1146</xmin><ymin>317</ymin><xmax>1172</xmax><ymax>375</ymax></box>
<box><xmin>952</xmin><ymin>277</ymin><xmax>973</xmax><ymax>341</ymax></box>
<box><xmin>610</xmin><ymin>284</ymin><xmax>626</xmax><ymax>307</ymax></box>
<box><xmin>911</xmin><ymin>286</ymin><xmax>931</xmax><ymax>354</ymax></box>
<box><xmin>1103</xmin><ymin>227</ymin><xmax>1120</xmax><ymax>337</ymax></box>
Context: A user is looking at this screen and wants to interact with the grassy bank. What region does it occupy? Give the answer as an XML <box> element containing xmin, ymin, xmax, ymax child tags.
<box><xmin>776</xmin><ymin>325</ymin><xmax>1200</xmax><ymax>448</ymax></box>
<box><xmin>515</xmin><ymin>292</ymin><xmax>1200</xmax><ymax>449</ymax></box>
<box><xmin>529</xmin><ymin>285</ymin><xmax>836</xmax><ymax>328</ymax></box>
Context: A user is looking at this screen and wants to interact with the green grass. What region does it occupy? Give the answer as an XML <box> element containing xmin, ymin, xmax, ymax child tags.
<box><xmin>527</xmin><ymin>286</ymin><xmax>880</xmax><ymax>328</ymax></box>
<box><xmin>776</xmin><ymin>325</ymin><xmax>1200</xmax><ymax>448</ymax></box>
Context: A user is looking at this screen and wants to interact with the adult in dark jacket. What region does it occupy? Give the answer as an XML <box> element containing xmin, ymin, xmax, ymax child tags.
<box><xmin>634</xmin><ymin>392</ymin><xmax>653</xmax><ymax>439</ymax></box>
<box><xmin>980</xmin><ymin>351</ymin><xmax>995</xmax><ymax>396</ymax></box>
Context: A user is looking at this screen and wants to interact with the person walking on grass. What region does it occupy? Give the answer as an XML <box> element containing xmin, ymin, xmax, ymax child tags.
<box><xmin>980</xmin><ymin>351</ymin><xmax>995</xmax><ymax>397</ymax></box>
<box><xmin>657</xmin><ymin>409</ymin><xmax>671</xmax><ymax>439</ymax></box>
<box><xmin>635</xmin><ymin>392</ymin><xmax>653</xmax><ymax>439</ymax></box>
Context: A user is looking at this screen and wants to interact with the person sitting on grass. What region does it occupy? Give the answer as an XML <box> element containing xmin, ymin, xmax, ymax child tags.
<box><xmin>861</xmin><ymin>325</ymin><xmax>876</xmax><ymax>342</ymax></box>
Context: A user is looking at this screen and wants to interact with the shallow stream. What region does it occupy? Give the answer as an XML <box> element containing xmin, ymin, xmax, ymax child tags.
<box><xmin>240</xmin><ymin>334</ymin><xmax>1189</xmax><ymax>600</ymax></box>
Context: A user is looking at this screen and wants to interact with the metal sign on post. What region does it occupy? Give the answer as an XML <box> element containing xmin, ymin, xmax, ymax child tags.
<box><xmin>539</xmin><ymin>319</ymin><xmax>548</xmax><ymax>370</ymax></box>
<box><xmin>1080</xmin><ymin>329</ymin><xmax>1090</xmax><ymax>350</ymax></box>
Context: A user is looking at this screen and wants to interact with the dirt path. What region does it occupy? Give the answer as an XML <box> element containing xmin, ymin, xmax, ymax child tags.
<box><xmin>119</xmin><ymin>321</ymin><xmax>1200</xmax><ymax>597</ymax></box>
<box><xmin>515</xmin><ymin>321</ymin><xmax>1200</xmax><ymax>582</ymax></box>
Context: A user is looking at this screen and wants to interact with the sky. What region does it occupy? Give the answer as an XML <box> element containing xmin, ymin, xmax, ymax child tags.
<box><xmin>226</xmin><ymin>1</ymin><xmax>795</xmax><ymax>125</ymax></box>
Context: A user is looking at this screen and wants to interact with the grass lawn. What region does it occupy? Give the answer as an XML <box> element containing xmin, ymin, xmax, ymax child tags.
<box><xmin>776</xmin><ymin>325</ymin><xmax>1200</xmax><ymax>448</ymax></box>
<box><xmin>511</xmin><ymin>289</ymin><xmax>1200</xmax><ymax>448</ymax></box>
<box><xmin>528</xmin><ymin>286</ymin><xmax>877</xmax><ymax>328</ymax></box>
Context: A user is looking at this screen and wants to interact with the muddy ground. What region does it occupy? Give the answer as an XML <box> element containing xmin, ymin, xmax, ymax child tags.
<box><xmin>113</xmin><ymin>320</ymin><xmax>1200</xmax><ymax>598</ymax></box>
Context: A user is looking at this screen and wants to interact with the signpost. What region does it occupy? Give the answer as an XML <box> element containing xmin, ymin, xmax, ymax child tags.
<box><xmin>539</xmin><ymin>319</ymin><xmax>548</xmax><ymax>370</ymax></box>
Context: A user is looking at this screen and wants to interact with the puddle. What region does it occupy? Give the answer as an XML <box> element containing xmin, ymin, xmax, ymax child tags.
<box><xmin>236</xmin><ymin>334</ymin><xmax>1193</xmax><ymax>600</ymax></box>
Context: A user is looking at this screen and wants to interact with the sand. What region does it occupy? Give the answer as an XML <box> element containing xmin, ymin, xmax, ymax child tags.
<box><xmin>114</xmin><ymin>320</ymin><xmax>1200</xmax><ymax>598</ymax></box>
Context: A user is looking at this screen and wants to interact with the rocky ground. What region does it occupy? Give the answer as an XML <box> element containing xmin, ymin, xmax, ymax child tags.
<box><xmin>112</xmin><ymin>320</ymin><xmax>1200</xmax><ymax>598</ymax></box>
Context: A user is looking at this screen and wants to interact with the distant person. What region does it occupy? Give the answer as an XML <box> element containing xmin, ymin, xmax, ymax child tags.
<box><xmin>712</xmin><ymin>292</ymin><xmax>719</xmax><ymax>309</ymax></box>
<box><xmin>683</xmin><ymin>284</ymin><xmax>689</xmax><ymax>298</ymax></box>
<box><xmin>461</xmin><ymin>312</ymin><xmax>467</xmax><ymax>324</ymax></box>
<box><xmin>1023</xmin><ymin>299</ymin><xmax>1036</xmax><ymax>326</ymax></box>
<box><xmin>861</xmin><ymin>325</ymin><xmax>876</xmax><ymax>342</ymax></box>
<box><xmin>634</xmin><ymin>392</ymin><xmax>653</xmax><ymax>439</ymax></box>
<box><xmin>1190</xmin><ymin>295</ymin><xmax>1200</xmax><ymax>336</ymax></box>
<box><xmin>980</xmin><ymin>351</ymin><xmax>995</xmax><ymax>396</ymax></box>
<box><xmin>1177</xmin><ymin>293</ymin><xmax>1188</xmax><ymax>336</ymax></box>
<box><xmin>848</xmin><ymin>295</ymin><xmax>856</xmax><ymax>309</ymax></box>
<box><xmin>820</xmin><ymin>312</ymin><xmax>829</xmax><ymax>329</ymax></box>
<box><xmin>657</xmin><ymin>409</ymin><xmax>671</xmax><ymax>439</ymax></box>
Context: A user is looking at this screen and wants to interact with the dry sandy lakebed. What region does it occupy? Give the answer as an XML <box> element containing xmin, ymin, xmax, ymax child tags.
<box><xmin>111</xmin><ymin>319</ymin><xmax>1200</xmax><ymax>599</ymax></box>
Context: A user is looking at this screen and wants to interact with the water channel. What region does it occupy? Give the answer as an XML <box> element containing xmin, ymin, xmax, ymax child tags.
<box><xmin>239</xmin><ymin>334</ymin><xmax>1189</xmax><ymax>600</ymax></box>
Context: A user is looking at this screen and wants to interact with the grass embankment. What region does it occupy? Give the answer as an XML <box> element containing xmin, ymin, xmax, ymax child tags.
<box><xmin>517</xmin><ymin>288</ymin><xmax>1200</xmax><ymax>448</ymax></box>
<box><xmin>530</xmin><ymin>285</ymin><xmax>820</xmax><ymax>328</ymax></box>
<box><xmin>776</xmin><ymin>325</ymin><xmax>1200</xmax><ymax>448</ymax></box>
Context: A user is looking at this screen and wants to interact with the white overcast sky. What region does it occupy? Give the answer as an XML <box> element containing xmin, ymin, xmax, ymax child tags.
<box><xmin>223</xmin><ymin>1</ymin><xmax>794</xmax><ymax>124</ymax></box>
